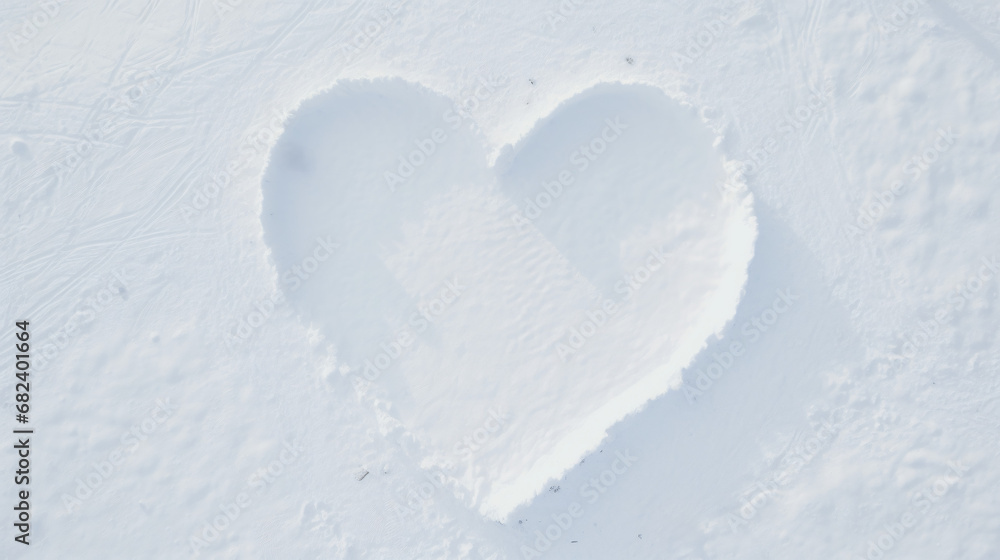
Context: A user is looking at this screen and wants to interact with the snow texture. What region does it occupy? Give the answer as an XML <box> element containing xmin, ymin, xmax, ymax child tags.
<box><xmin>1</xmin><ymin>0</ymin><xmax>999</xmax><ymax>559</ymax></box>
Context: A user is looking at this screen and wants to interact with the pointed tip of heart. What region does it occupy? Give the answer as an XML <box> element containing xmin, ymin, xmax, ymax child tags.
<box><xmin>259</xmin><ymin>77</ymin><xmax>758</xmax><ymax>522</ymax></box>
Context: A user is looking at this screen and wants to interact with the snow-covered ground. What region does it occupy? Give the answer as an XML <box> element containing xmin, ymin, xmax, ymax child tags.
<box><xmin>2</xmin><ymin>0</ymin><xmax>999</xmax><ymax>558</ymax></box>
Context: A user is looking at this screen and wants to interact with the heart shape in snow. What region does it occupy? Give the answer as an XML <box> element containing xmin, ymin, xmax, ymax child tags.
<box><xmin>260</xmin><ymin>79</ymin><xmax>755</xmax><ymax>519</ymax></box>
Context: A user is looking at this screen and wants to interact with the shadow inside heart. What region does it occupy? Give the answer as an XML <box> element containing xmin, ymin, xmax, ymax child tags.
<box><xmin>261</xmin><ymin>78</ymin><xmax>490</xmax><ymax>368</ymax></box>
<box><xmin>260</xmin><ymin>79</ymin><xmax>756</xmax><ymax>520</ymax></box>
<box><xmin>498</xmin><ymin>83</ymin><xmax>725</xmax><ymax>297</ymax></box>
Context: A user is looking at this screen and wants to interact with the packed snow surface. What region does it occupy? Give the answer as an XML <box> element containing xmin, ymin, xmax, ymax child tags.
<box><xmin>261</xmin><ymin>79</ymin><xmax>755</xmax><ymax>518</ymax></box>
<box><xmin>2</xmin><ymin>0</ymin><xmax>1000</xmax><ymax>559</ymax></box>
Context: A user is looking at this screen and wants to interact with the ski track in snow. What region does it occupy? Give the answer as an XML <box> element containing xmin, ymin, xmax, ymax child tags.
<box><xmin>1</xmin><ymin>0</ymin><xmax>999</xmax><ymax>559</ymax></box>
